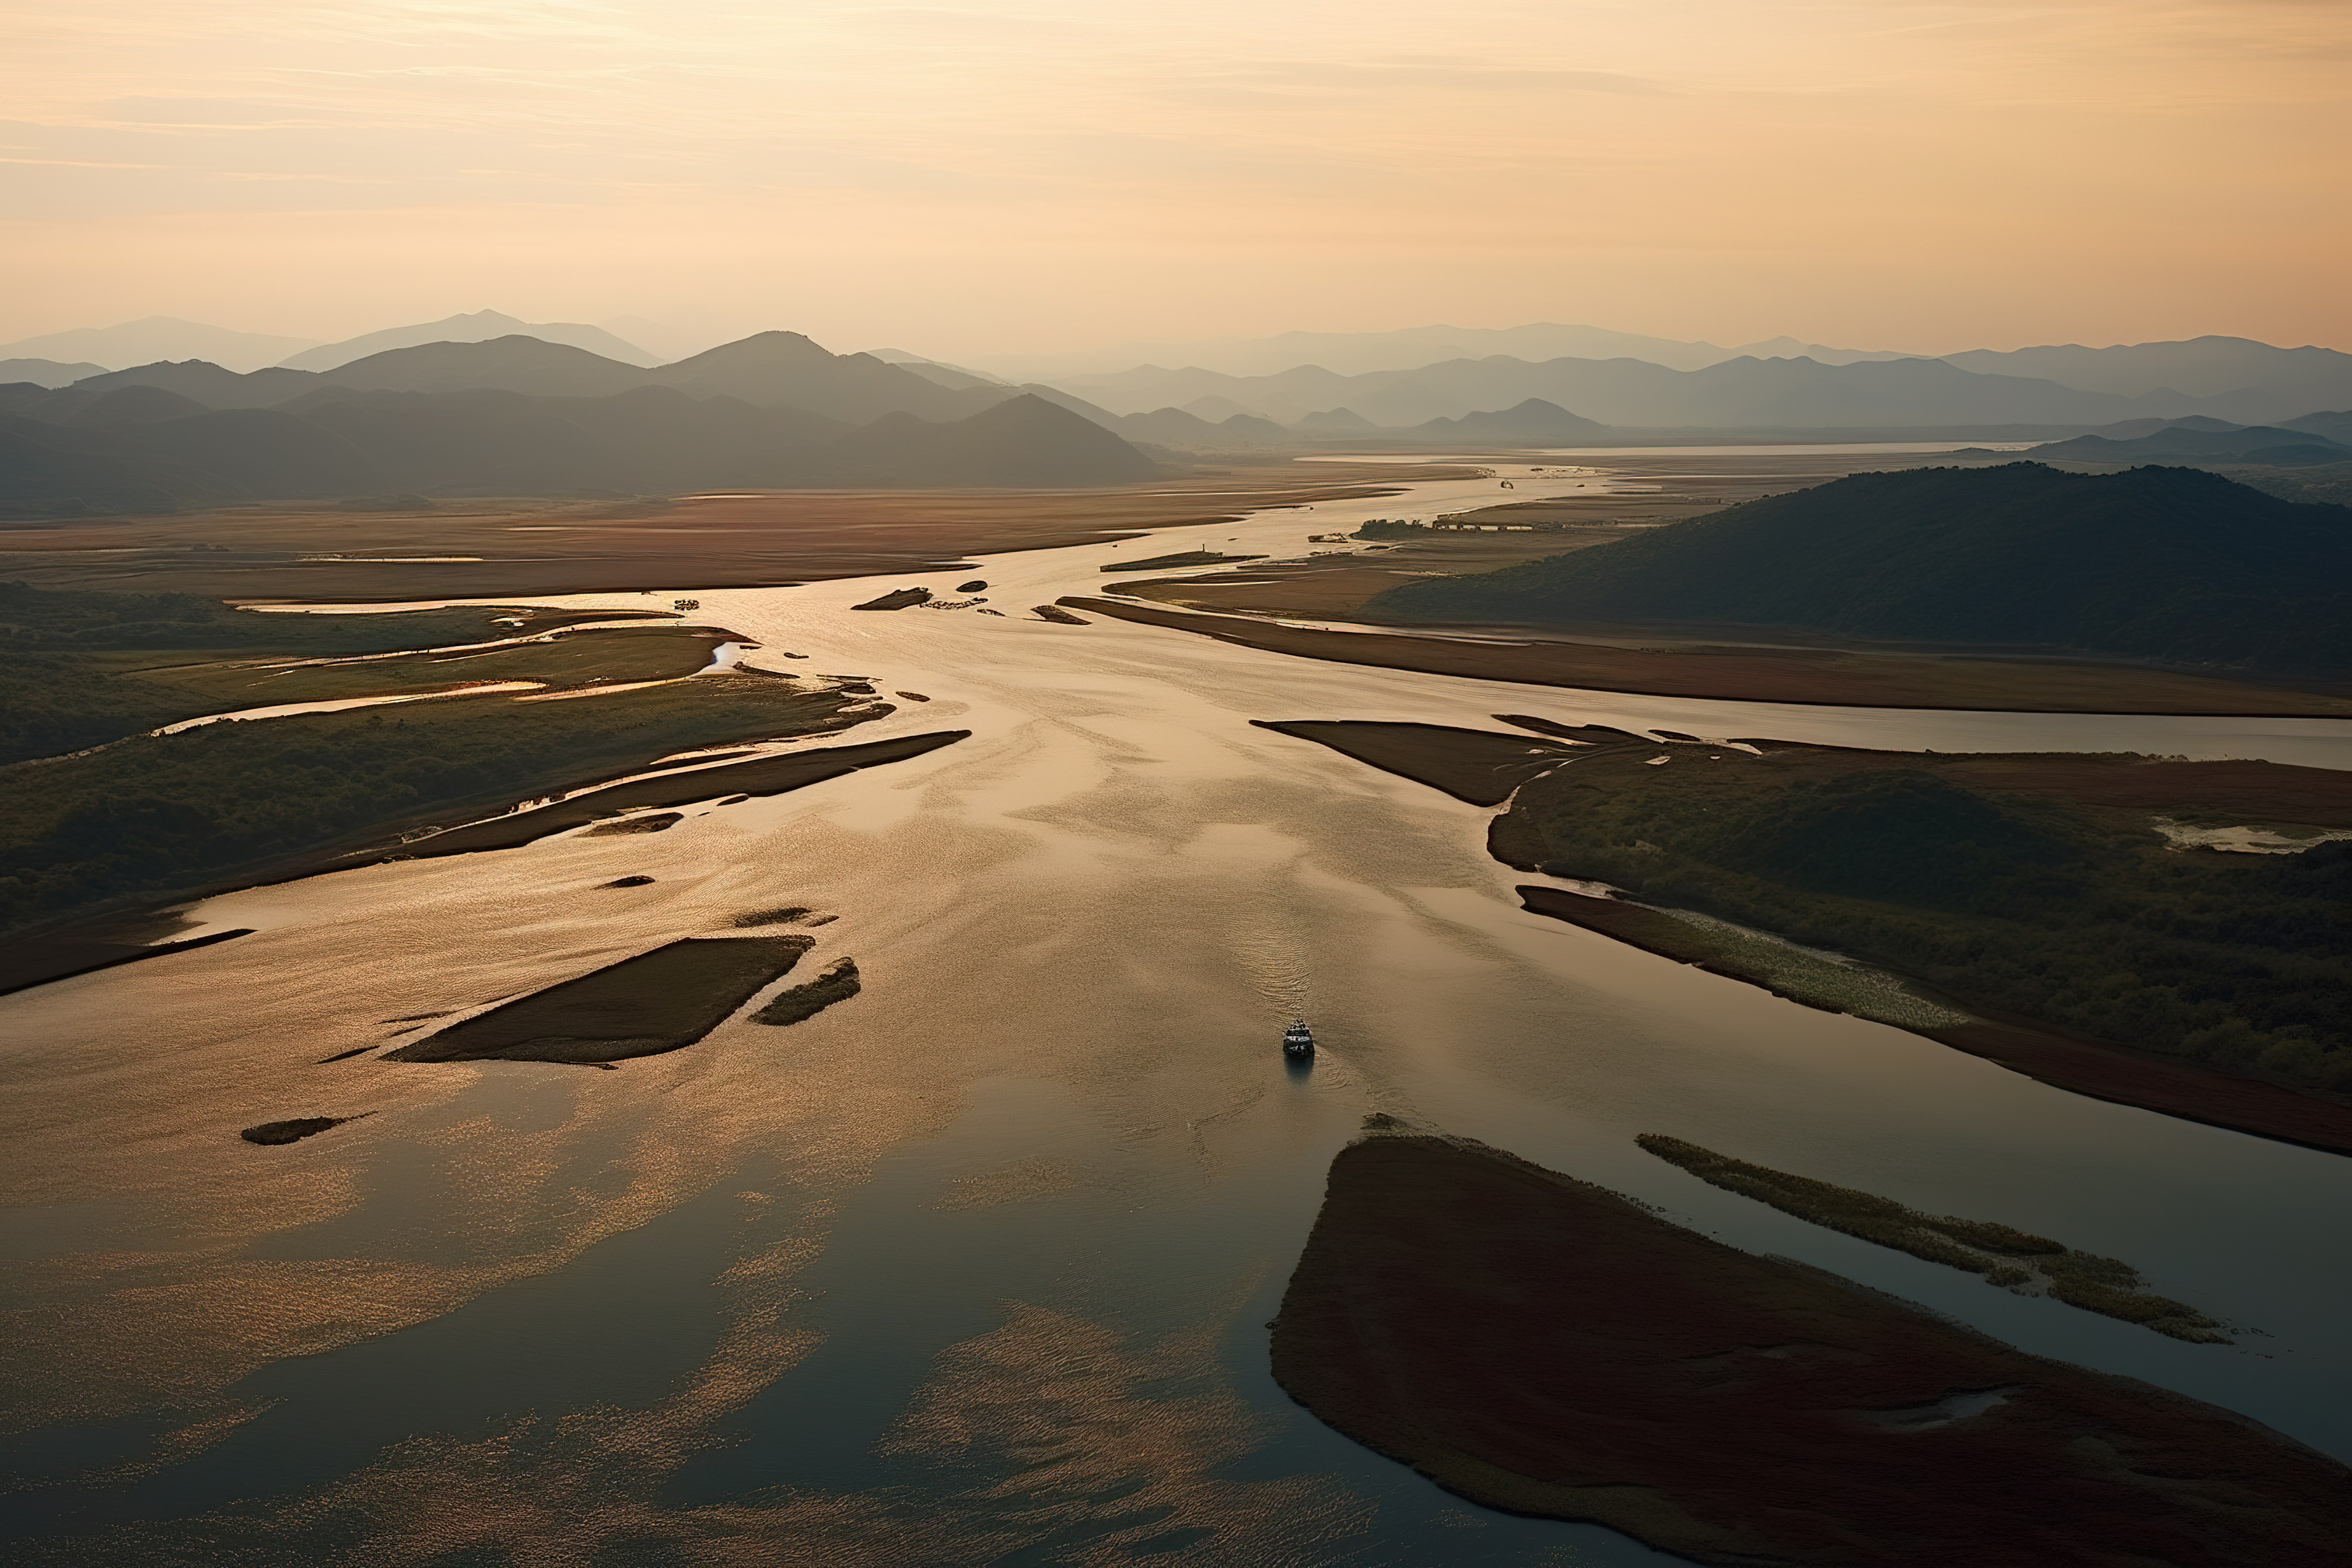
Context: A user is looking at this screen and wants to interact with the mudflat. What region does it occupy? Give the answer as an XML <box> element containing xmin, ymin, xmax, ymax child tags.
<box><xmin>1272</xmin><ymin>1133</ymin><xmax>2352</xmax><ymax>1566</ymax></box>
<box><xmin>387</xmin><ymin>936</ymin><xmax>816</xmax><ymax>1064</ymax></box>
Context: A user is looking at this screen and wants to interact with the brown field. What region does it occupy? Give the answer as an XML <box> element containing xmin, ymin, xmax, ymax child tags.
<box><xmin>0</xmin><ymin>463</ymin><xmax>1463</xmax><ymax>604</ymax></box>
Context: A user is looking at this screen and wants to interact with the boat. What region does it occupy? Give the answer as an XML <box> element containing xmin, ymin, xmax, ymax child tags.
<box><xmin>1283</xmin><ymin>1020</ymin><xmax>1315</xmax><ymax>1057</ymax></box>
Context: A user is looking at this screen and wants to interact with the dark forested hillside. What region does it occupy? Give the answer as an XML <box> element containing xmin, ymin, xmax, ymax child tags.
<box><xmin>1370</xmin><ymin>463</ymin><xmax>2352</xmax><ymax>673</ymax></box>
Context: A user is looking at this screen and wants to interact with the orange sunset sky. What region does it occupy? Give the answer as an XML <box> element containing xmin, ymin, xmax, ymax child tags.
<box><xmin>4</xmin><ymin>0</ymin><xmax>2347</xmax><ymax>357</ymax></box>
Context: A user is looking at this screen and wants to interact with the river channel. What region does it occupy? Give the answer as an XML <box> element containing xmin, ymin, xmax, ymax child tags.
<box><xmin>4</xmin><ymin>452</ymin><xmax>2350</xmax><ymax>1564</ymax></box>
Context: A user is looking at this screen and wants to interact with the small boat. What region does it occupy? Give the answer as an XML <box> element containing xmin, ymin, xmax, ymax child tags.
<box><xmin>1283</xmin><ymin>1020</ymin><xmax>1315</xmax><ymax>1057</ymax></box>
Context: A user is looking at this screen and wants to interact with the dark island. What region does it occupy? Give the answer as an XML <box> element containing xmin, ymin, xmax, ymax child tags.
<box><xmin>388</xmin><ymin>936</ymin><xmax>816</xmax><ymax>1065</ymax></box>
<box><xmin>1271</xmin><ymin>1132</ymin><xmax>2352</xmax><ymax>1566</ymax></box>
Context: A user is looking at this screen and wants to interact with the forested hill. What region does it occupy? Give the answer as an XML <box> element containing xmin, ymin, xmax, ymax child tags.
<box><xmin>1368</xmin><ymin>463</ymin><xmax>2352</xmax><ymax>673</ymax></box>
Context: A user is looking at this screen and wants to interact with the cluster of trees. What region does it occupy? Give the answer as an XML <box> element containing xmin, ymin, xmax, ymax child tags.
<box><xmin>1509</xmin><ymin>762</ymin><xmax>2352</xmax><ymax>1092</ymax></box>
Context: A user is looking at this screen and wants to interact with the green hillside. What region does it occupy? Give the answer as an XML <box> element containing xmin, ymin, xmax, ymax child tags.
<box><xmin>1369</xmin><ymin>463</ymin><xmax>2352</xmax><ymax>672</ymax></box>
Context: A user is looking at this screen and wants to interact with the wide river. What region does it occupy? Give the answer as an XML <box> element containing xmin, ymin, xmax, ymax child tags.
<box><xmin>5</xmin><ymin>453</ymin><xmax>2352</xmax><ymax>1564</ymax></box>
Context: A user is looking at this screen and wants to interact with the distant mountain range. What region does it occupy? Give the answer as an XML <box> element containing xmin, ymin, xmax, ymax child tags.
<box><xmin>0</xmin><ymin>359</ymin><xmax>106</xmax><ymax>390</ymax></box>
<box><xmin>0</xmin><ymin>317</ymin><xmax>319</xmax><ymax>374</ymax></box>
<box><xmin>2024</xmin><ymin>416</ymin><xmax>2352</xmax><ymax>468</ymax></box>
<box><xmin>42</xmin><ymin>332</ymin><xmax>1013</xmax><ymax>423</ymax></box>
<box><xmin>973</xmin><ymin>323</ymin><xmax>1926</xmax><ymax>381</ymax></box>
<box><xmin>1025</xmin><ymin>331</ymin><xmax>2352</xmax><ymax>430</ymax></box>
<box><xmin>10</xmin><ymin>311</ymin><xmax>2347</xmax><ymax>428</ymax></box>
<box><xmin>278</xmin><ymin>311</ymin><xmax>662</xmax><ymax>372</ymax></box>
<box><xmin>1370</xmin><ymin>463</ymin><xmax>2352</xmax><ymax>674</ymax></box>
<box><xmin>0</xmin><ymin>310</ymin><xmax>665</xmax><ymax>375</ymax></box>
<box><xmin>0</xmin><ymin>332</ymin><xmax>1154</xmax><ymax>516</ymax></box>
<box><xmin>1043</xmin><ymin>354</ymin><xmax>2204</xmax><ymax>430</ymax></box>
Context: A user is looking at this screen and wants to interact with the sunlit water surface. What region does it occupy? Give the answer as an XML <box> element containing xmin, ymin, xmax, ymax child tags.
<box><xmin>3</xmin><ymin>458</ymin><xmax>2350</xmax><ymax>1565</ymax></box>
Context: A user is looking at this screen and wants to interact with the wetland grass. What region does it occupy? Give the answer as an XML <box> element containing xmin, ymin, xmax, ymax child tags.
<box><xmin>1637</xmin><ymin>1134</ymin><xmax>2230</xmax><ymax>1343</ymax></box>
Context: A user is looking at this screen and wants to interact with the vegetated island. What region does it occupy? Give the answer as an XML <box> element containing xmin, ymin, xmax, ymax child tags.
<box><xmin>1063</xmin><ymin>462</ymin><xmax>2352</xmax><ymax>715</ymax></box>
<box><xmin>0</xmin><ymin>580</ymin><xmax>929</xmax><ymax>993</ymax></box>
<box><xmin>1636</xmin><ymin>1134</ymin><xmax>2227</xmax><ymax>1342</ymax></box>
<box><xmin>1268</xmin><ymin>718</ymin><xmax>2352</xmax><ymax>1155</ymax></box>
<box><xmin>1271</xmin><ymin>1132</ymin><xmax>2352</xmax><ymax>1566</ymax></box>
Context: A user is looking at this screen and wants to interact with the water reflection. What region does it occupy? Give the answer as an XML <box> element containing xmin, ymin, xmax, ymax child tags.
<box><xmin>3</xmin><ymin>458</ymin><xmax>2349</xmax><ymax>1562</ymax></box>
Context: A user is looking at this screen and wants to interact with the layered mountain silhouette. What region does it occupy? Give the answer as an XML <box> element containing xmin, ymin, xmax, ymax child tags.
<box><xmin>0</xmin><ymin>359</ymin><xmax>106</xmax><ymax>390</ymax></box>
<box><xmin>50</xmin><ymin>331</ymin><xmax>1011</xmax><ymax>424</ymax></box>
<box><xmin>1369</xmin><ymin>463</ymin><xmax>2352</xmax><ymax>673</ymax></box>
<box><xmin>1043</xmin><ymin>337</ymin><xmax>2352</xmax><ymax>429</ymax></box>
<box><xmin>1941</xmin><ymin>337</ymin><xmax>2352</xmax><ymax>412</ymax></box>
<box><xmin>2025</xmin><ymin>418</ymin><xmax>2352</xmax><ymax>467</ymax></box>
<box><xmin>1043</xmin><ymin>353</ymin><xmax>2188</xmax><ymax>428</ymax></box>
<box><xmin>280</xmin><ymin>310</ymin><xmax>659</xmax><ymax>372</ymax></box>
<box><xmin>0</xmin><ymin>317</ymin><xmax>318</xmax><ymax>374</ymax></box>
<box><xmin>0</xmin><ymin>326</ymin><xmax>1154</xmax><ymax>514</ymax></box>
<box><xmin>997</xmin><ymin>325</ymin><xmax>2352</xmax><ymax>424</ymax></box>
<box><xmin>1396</xmin><ymin>399</ymin><xmax>1610</xmax><ymax>443</ymax></box>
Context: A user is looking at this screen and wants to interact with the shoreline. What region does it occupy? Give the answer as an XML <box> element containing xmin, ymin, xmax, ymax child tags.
<box><xmin>1247</xmin><ymin>715</ymin><xmax>2352</xmax><ymax>1158</ymax></box>
<box><xmin>0</xmin><ymin>707</ymin><xmax>946</xmax><ymax>1000</ymax></box>
<box><xmin>1516</xmin><ymin>885</ymin><xmax>2352</xmax><ymax>1158</ymax></box>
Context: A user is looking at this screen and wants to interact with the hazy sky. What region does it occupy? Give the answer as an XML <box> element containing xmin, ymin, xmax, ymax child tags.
<box><xmin>4</xmin><ymin>0</ymin><xmax>2347</xmax><ymax>357</ymax></box>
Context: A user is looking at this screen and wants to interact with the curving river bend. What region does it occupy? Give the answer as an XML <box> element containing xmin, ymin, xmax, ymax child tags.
<box><xmin>4</xmin><ymin>455</ymin><xmax>2351</xmax><ymax>1564</ymax></box>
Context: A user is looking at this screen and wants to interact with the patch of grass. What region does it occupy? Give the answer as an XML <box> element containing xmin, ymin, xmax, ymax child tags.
<box><xmin>1638</xmin><ymin>1134</ymin><xmax>2230</xmax><ymax>1343</ymax></box>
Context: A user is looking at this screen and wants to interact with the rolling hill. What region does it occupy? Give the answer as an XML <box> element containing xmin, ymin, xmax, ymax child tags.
<box><xmin>1369</xmin><ymin>463</ymin><xmax>2352</xmax><ymax>673</ymax></box>
<box><xmin>2028</xmin><ymin>423</ymin><xmax>2352</xmax><ymax>466</ymax></box>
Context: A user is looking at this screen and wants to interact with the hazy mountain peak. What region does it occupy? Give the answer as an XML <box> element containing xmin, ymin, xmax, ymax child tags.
<box><xmin>280</xmin><ymin>312</ymin><xmax>660</xmax><ymax>373</ymax></box>
<box><xmin>0</xmin><ymin>317</ymin><xmax>320</xmax><ymax>374</ymax></box>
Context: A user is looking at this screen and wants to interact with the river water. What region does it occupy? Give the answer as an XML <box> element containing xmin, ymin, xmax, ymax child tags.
<box><xmin>4</xmin><ymin>455</ymin><xmax>2351</xmax><ymax>1564</ymax></box>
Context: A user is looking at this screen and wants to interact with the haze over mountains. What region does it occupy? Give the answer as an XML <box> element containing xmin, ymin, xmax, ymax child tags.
<box><xmin>0</xmin><ymin>310</ymin><xmax>670</xmax><ymax>377</ymax></box>
<box><xmin>5</xmin><ymin>309</ymin><xmax>2350</xmax><ymax>515</ymax></box>
<box><xmin>0</xmin><ymin>332</ymin><xmax>1154</xmax><ymax>514</ymax></box>
<box><xmin>1046</xmin><ymin>339</ymin><xmax>2352</xmax><ymax>429</ymax></box>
